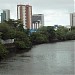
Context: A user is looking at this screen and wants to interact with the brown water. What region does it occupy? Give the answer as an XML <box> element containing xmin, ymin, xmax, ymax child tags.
<box><xmin>0</xmin><ymin>40</ymin><xmax>75</xmax><ymax>75</ymax></box>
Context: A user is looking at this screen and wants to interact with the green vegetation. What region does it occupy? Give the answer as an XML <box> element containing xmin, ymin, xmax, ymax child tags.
<box><xmin>0</xmin><ymin>19</ymin><xmax>75</xmax><ymax>60</ymax></box>
<box><xmin>15</xmin><ymin>31</ymin><xmax>32</xmax><ymax>50</ymax></box>
<box><xmin>66</xmin><ymin>30</ymin><xmax>75</xmax><ymax>40</ymax></box>
<box><xmin>0</xmin><ymin>43</ymin><xmax>8</xmax><ymax>60</ymax></box>
<box><xmin>30</xmin><ymin>32</ymin><xmax>49</xmax><ymax>44</ymax></box>
<box><xmin>37</xmin><ymin>26</ymin><xmax>55</xmax><ymax>42</ymax></box>
<box><xmin>0</xmin><ymin>19</ymin><xmax>32</xmax><ymax>60</ymax></box>
<box><xmin>55</xmin><ymin>26</ymin><xmax>75</xmax><ymax>41</ymax></box>
<box><xmin>0</xmin><ymin>23</ymin><xmax>15</xmax><ymax>40</ymax></box>
<box><xmin>55</xmin><ymin>26</ymin><xmax>68</xmax><ymax>40</ymax></box>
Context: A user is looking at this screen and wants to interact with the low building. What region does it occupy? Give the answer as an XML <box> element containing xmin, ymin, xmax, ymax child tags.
<box><xmin>32</xmin><ymin>14</ymin><xmax>44</xmax><ymax>30</ymax></box>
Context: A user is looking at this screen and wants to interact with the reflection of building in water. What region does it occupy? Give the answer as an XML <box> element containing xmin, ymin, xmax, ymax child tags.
<box><xmin>32</xmin><ymin>14</ymin><xmax>44</xmax><ymax>29</ymax></box>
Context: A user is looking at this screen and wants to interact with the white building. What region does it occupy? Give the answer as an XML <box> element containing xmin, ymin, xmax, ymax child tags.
<box><xmin>0</xmin><ymin>39</ymin><xmax>14</xmax><ymax>44</ymax></box>
<box><xmin>70</xmin><ymin>13</ymin><xmax>75</xmax><ymax>26</ymax></box>
<box><xmin>32</xmin><ymin>14</ymin><xmax>44</xmax><ymax>29</ymax></box>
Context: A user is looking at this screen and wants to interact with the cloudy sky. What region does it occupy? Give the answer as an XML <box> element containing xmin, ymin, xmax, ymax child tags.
<box><xmin>0</xmin><ymin>0</ymin><xmax>74</xmax><ymax>26</ymax></box>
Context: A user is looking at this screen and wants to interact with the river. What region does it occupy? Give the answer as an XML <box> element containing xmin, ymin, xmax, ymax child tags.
<box><xmin>0</xmin><ymin>40</ymin><xmax>75</xmax><ymax>75</ymax></box>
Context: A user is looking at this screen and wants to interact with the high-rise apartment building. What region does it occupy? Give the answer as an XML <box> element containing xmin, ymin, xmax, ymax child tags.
<box><xmin>32</xmin><ymin>14</ymin><xmax>44</xmax><ymax>29</ymax></box>
<box><xmin>70</xmin><ymin>13</ymin><xmax>75</xmax><ymax>26</ymax></box>
<box><xmin>1</xmin><ymin>9</ymin><xmax>10</xmax><ymax>23</ymax></box>
<box><xmin>17</xmin><ymin>4</ymin><xmax>32</xmax><ymax>29</ymax></box>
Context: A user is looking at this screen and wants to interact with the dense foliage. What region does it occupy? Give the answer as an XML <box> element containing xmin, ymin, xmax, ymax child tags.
<box><xmin>0</xmin><ymin>23</ymin><xmax>15</xmax><ymax>40</ymax></box>
<box><xmin>30</xmin><ymin>32</ymin><xmax>49</xmax><ymax>44</ymax></box>
<box><xmin>0</xmin><ymin>19</ymin><xmax>32</xmax><ymax>60</ymax></box>
<box><xmin>0</xmin><ymin>19</ymin><xmax>75</xmax><ymax>60</ymax></box>
<box><xmin>37</xmin><ymin>26</ymin><xmax>55</xmax><ymax>42</ymax></box>
<box><xmin>55</xmin><ymin>26</ymin><xmax>68</xmax><ymax>40</ymax></box>
<box><xmin>0</xmin><ymin>43</ymin><xmax>8</xmax><ymax>60</ymax></box>
<box><xmin>55</xmin><ymin>26</ymin><xmax>75</xmax><ymax>41</ymax></box>
<box><xmin>15</xmin><ymin>31</ymin><xmax>32</xmax><ymax>49</ymax></box>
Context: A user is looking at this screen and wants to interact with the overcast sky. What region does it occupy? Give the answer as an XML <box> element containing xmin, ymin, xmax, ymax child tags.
<box><xmin>0</xmin><ymin>0</ymin><xmax>74</xmax><ymax>26</ymax></box>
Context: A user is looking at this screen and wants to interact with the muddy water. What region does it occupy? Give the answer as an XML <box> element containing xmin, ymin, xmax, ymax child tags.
<box><xmin>0</xmin><ymin>40</ymin><xmax>75</xmax><ymax>75</ymax></box>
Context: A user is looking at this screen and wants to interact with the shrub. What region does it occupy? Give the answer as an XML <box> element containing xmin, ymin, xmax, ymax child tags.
<box><xmin>30</xmin><ymin>32</ymin><xmax>49</xmax><ymax>44</ymax></box>
<box><xmin>15</xmin><ymin>40</ymin><xmax>32</xmax><ymax>50</ymax></box>
<box><xmin>15</xmin><ymin>31</ymin><xmax>32</xmax><ymax>50</ymax></box>
<box><xmin>66</xmin><ymin>30</ymin><xmax>75</xmax><ymax>40</ymax></box>
<box><xmin>0</xmin><ymin>43</ymin><xmax>8</xmax><ymax>60</ymax></box>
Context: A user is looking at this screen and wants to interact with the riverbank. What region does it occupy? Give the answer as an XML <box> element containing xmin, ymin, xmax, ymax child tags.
<box><xmin>0</xmin><ymin>43</ymin><xmax>32</xmax><ymax>61</ymax></box>
<box><xmin>0</xmin><ymin>21</ymin><xmax>75</xmax><ymax>62</ymax></box>
<box><xmin>0</xmin><ymin>39</ymin><xmax>74</xmax><ymax>62</ymax></box>
<box><xmin>0</xmin><ymin>40</ymin><xmax>74</xmax><ymax>75</ymax></box>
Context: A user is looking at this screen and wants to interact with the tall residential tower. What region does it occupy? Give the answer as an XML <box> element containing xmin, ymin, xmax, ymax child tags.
<box><xmin>17</xmin><ymin>4</ymin><xmax>32</xmax><ymax>29</ymax></box>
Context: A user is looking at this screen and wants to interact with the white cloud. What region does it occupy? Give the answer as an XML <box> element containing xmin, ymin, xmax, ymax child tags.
<box><xmin>44</xmin><ymin>11</ymin><xmax>70</xmax><ymax>26</ymax></box>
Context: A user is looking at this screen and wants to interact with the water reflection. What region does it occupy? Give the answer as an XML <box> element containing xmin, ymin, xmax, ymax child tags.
<box><xmin>0</xmin><ymin>40</ymin><xmax>74</xmax><ymax>75</ymax></box>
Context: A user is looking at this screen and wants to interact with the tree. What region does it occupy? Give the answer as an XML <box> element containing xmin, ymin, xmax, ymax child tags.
<box><xmin>5</xmin><ymin>19</ymin><xmax>24</xmax><ymax>31</ymax></box>
<box><xmin>56</xmin><ymin>26</ymin><xmax>68</xmax><ymax>40</ymax></box>
<box><xmin>66</xmin><ymin>30</ymin><xmax>75</xmax><ymax>40</ymax></box>
<box><xmin>38</xmin><ymin>26</ymin><xmax>56</xmax><ymax>42</ymax></box>
<box><xmin>15</xmin><ymin>31</ymin><xmax>32</xmax><ymax>50</ymax></box>
<box><xmin>71</xmin><ymin>26</ymin><xmax>75</xmax><ymax>31</ymax></box>
<box><xmin>0</xmin><ymin>43</ymin><xmax>8</xmax><ymax>60</ymax></box>
<box><xmin>0</xmin><ymin>32</ymin><xmax>2</xmax><ymax>39</ymax></box>
<box><xmin>46</xmin><ymin>26</ymin><xmax>56</xmax><ymax>41</ymax></box>
<box><xmin>0</xmin><ymin>23</ymin><xmax>15</xmax><ymax>40</ymax></box>
<box><xmin>30</xmin><ymin>32</ymin><xmax>48</xmax><ymax>44</ymax></box>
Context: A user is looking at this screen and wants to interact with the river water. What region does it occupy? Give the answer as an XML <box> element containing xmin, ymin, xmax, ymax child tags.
<box><xmin>0</xmin><ymin>40</ymin><xmax>75</xmax><ymax>75</ymax></box>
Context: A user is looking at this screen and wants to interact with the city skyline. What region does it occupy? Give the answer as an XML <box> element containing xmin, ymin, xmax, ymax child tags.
<box><xmin>0</xmin><ymin>0</ymin><xmax>74</xmax><ymax>26</ymax></box>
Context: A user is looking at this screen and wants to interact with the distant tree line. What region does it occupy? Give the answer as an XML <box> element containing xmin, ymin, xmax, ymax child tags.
<box><xmin>0</xmin><ymin>19</ymin><xmax>75</xmax><ymax>60</ymax></box>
